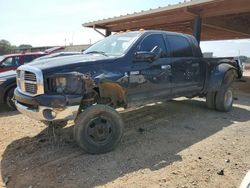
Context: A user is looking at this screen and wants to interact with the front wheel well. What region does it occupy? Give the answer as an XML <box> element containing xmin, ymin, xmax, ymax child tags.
<box><xmin>97</xmin><ymin>82</ymin><xmax>128</xmax><ymax>108</ymax></box>
<box><xmin>79</xmin><ymin>82</ymin><xmax>128</xmax><ymax>111</ymax></box>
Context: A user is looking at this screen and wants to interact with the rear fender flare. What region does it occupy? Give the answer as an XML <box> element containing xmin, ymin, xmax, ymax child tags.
<box><xmin>207</xmin><ymin>63</ymin><xmax>237</xmax><ymax>92</ymax></box>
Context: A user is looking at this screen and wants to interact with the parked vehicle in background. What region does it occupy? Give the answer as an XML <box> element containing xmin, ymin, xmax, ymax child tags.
<box><xmin>0</xmin><ymin>47</ymin><xmax>64</xmax><ymax>73</ymax></box>
<box><xmin>15</xmin><ymin>30</ymin><xmax>238</xmax><ymax>154</ymax></box>
<box><xmin>0</xmin><ymin>51</ymin><xmax>81</xmax><ymax>109</ymax></box>
<box><xmin>234</xmin><ymin>57</ymin><xmax>244</xmax><ymax>78</ymax></box>
<box><xmin>0</xmin><ymin>52</ymin><xmax>45</xmax><ymax>73</ymax></box>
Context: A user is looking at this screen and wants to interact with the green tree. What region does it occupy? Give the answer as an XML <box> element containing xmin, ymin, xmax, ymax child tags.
<box><xmin>0</xmin><ymin>39</ymin><xmax>13</xmax><ymax>55</ymax></box>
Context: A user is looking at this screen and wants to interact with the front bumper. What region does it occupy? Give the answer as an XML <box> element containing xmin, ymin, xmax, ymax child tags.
<box><xmin>15</xmin><ymin>101</ymin><xmax>79</xmax><ymax>121</ymax></box>
<box><xmin>14</xmin><ymin>88</ymin><xmax>81</xmax><ymax>121</ymax></box>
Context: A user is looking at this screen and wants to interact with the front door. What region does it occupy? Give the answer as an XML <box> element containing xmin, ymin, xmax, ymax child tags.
<box><xmin>127</xmin><ymin>33</ymin><xmax>172</xmax><ymax>101</ymax></box>
<box><xmin>0</xmin><ymin>56</ymin><xmax>21</xmax><ymax>73</ymax></box>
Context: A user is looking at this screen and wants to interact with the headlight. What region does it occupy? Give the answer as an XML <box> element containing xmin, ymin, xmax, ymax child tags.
<box><xmin>55</xmin><ymin>77</ymin><xmax>67</xmax><ymax>93</ymax></box>
<box><xmin>47</xmin><ymin>73</ymin><xmax>84</xmax><ymax>95</ymax></box>
<box><xmin>0</xmin><ymin>78</ymin><xmax>7</xmax><ymax>85</ymax></box>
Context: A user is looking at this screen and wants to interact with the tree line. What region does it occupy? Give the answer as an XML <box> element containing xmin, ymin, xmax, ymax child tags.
<box><xmin>0</xmin><ymin>39</ymin><xmax>32</xmax><ymax>55</ymax></box>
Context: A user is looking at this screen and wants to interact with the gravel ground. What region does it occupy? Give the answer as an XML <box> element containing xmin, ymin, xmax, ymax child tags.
<box><xmin>0</xmin><ymin>72</ymin><xmax>250</xmax><ymax>188</ymax></box>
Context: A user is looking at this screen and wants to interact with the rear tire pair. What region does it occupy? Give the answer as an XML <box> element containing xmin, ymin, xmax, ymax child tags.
<box><xmin>206</xmin><ymin>86</ymin><xmax>233</xmax><ymax>112</ymax></box>
<box><xmin>206</xmin><ymin>71</ymin><xmax>235</xmax><ymax>112</ymax></box>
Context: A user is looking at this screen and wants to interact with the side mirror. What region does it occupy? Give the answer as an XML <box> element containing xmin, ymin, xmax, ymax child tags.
<box><xmin>134</xmin><ymin>51</ymin><xmax>157</xmax><ymax>62</ymax></box>
<box><xmin>0</xmin><ymin>64</ymin><xmax>4</xmax><ymax>69</ymax></box>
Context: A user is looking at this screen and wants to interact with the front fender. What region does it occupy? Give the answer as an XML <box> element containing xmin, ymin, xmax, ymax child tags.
<box><xmin>206</xmin><ymin>63</ymin><xmax>237</xmax><ymax>92</ymax></box>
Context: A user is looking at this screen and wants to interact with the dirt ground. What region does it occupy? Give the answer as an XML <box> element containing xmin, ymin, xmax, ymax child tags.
<box><xmin>0</xmin><ymin>72</ymin><xmax>250</xmax><ymax>188</ymax></box>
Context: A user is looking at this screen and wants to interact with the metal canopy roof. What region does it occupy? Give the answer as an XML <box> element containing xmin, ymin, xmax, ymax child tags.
<box><xmin>82</xmin><ymin>0</ymin><xmax>250</xmax><ymax>41</ymax></box>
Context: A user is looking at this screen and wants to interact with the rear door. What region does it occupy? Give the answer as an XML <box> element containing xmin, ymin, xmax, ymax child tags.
<box><xmin>166</xmin><ymin>34</ymin><xmax>203</xmax><ymax>95</ymax></box>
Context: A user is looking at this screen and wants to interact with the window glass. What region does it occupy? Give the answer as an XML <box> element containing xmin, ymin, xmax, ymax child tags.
<box><xmin>0</xmin><ymin>56</ymin><xmax>5</xmax><ymax>62</ymax></box>
<box><xmin>167</xmin><ymin>35</ymin><xmax>193</xmax><ymax>57</ymax></box>
<box><xmin>23</xmin><ymin>55</ymin><xmax>37</xmax><ymax>64</ymax></box>
<box><xmin>84</xmin><ymin>32</ymin><xmax>141</xmax><ymax>57</ymax></box>
<box><xmin>139</xmin><ymin>34</ymin><xmax>167</xmax><ymax>53</ymax></box>
<box><xmin>1</xmin><ymin>56</ymin><xmax>20</xmax><ymax>67</ymax></box>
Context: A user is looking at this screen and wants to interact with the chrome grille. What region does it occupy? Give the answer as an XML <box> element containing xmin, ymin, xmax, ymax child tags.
<box><xmin>25</xmin><ymin>83</ymin><xmax>37</xmax><ymax>94</ymax></box>
<box><xmin>17</xmin><ymin>65</ymin><xmax>44</xmax><ymax>96</ymax></box>
<box><xmin>17</xmin><ymin>70</ymin><xmax>21</xmax><ymax>78</ymax></box>
<box><xmin>25</xmin><ymin>71</ymin><xmax>37</xmax><ymax>82</ymax></box>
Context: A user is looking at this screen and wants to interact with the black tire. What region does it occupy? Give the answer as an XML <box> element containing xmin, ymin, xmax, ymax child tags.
<box><xmin>6</xmin><ymin>87</ymin><xmax>16</xmax><ymax>110</ymax></box>
<box><xmin>206</xmin><ymin>92</ymin><xmax>216</xmax><ymax>109</ymax></box>
<box><xmin>238</xmin><ymin>71</ymin><xmax>243</xmax><ymax>79</ymax></box>
<box><xmin>215</xmin><ymin>86</ymin><xmax>233</xmax><ymax>112</ymax></box>
<box><xmin>74</xmin><ymin>104</ymin><xmax>124</xmax><ymax>154</ymax></box>
<box><xmin>215</xmin><ymin>71</ymin><xmax>235</xmax><ymax>112</ymax></box>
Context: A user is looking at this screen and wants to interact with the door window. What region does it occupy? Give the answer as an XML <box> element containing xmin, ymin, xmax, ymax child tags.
<box><xmin>1</xmin><ymin>56</ymin><xmax>20</xmax><ymax>67</ymax></box>
<box><xmin>167</xmin><ymin>35</ymin><xmax>193</xmax><ymax>57</ymax></box>
<box><xmin>23</xmin><ymin>55</ymin><xmax>38</xmax><ymax>64</ymax></box>
<box><xmin>139</xmin><ymin>34</ymin><xmax>167</xmax><ymax>54</ymax></box>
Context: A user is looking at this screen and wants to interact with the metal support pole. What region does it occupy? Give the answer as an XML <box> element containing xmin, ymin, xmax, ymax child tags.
<box><xmin>193</xmin><ymin>16</ymin><xmax>202</xmax><ymax>45</ymax></box>
<box><xmin>93</xmin><ymin>25</ymin><xmax>106</xmax><ymax>37</ymax></box>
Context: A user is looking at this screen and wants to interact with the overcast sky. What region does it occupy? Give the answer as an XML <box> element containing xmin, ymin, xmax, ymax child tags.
<box><xmin>1</xmin><ymin>0</ymin><xmax>250</xmax><ymax>57</ymax></box>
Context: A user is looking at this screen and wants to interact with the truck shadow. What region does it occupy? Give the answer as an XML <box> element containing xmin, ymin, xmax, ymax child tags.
<box><xmin>0</xmin><ymin>104</ymin><xmax>18</xmax><ymax>117</ymax></box>
<box><xmin>1</xmin><ymin>98</ymin><xmax>250</xmax><ymax>188</ymax></box>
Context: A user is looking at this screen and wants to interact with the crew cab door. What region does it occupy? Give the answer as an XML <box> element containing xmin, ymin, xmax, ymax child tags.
<box><xmin>127</xmin><ymin>33</ymin><xmax>172</xmax><ymax>101</ymax></box>
<box><xmin>166</xmin><ymin>34</ymin><xmax>203</xmax><ymax>95</ymax></box>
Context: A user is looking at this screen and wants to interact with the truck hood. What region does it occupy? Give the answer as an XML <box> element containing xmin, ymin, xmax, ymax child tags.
<box><xmin>0</xmin><ymin>70</ymin><xmax>16</xmax><ymax>79</ymax></box>
<box><xmin>27</xmin><ymin>54</ymin><xmax>117</xmax><ymax>73</ymax></box>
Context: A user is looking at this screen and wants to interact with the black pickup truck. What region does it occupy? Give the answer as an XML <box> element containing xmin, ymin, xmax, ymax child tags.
<box><xmin>14</xmin><ymin>30</ymin><xmax>238</xmax><ymax>154</ymax></box>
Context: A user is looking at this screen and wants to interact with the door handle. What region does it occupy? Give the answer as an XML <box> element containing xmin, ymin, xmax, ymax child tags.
<box><xmin>161</xmin><ymin>65</ymin><xmax>171</xmax><ymax>70</ymax></box>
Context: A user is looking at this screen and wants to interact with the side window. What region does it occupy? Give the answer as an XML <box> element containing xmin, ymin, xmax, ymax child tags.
<box><xmin>23</xmin><ymin>55</ymin><xmax>37</xmax><ymax>64</ymax></box>
<box><xmin>139</xmin><ymin>34</ymin><xmax>167</xmax><ymax>54</ymax></box>
<box><xmin>1</xmin><ymin>56</ymin><xmax>20</xmax><ymax>67</ymax></box>
<box><xmin>167</xmin><ymin>35</ymin><xmax>193</xmax><ymax>57</ymax></box>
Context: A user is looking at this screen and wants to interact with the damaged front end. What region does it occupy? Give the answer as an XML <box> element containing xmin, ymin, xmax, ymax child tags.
<box><xmin>38</xmin><ymin>72</ymin><xmax>98</xmax><ymax>120</ymax></box>
<box><xmin>15</xmin><ymin>67</ymin><xmax>129</xmax><ymax>122</ymax></box>
<box><xmin>15</xmin><ymin>71</ymin><xmax>97</xmax><ymax>122</ymax></box>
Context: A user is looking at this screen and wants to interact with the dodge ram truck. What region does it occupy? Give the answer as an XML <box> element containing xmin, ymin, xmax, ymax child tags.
<box><xmin>14</xmin><ymin>30</ymin><xmax>238</xmax><ymax>154</ymax></box>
